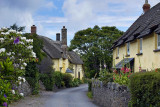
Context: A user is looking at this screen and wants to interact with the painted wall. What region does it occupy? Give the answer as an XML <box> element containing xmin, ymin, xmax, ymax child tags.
<box><xmin>53</xmin><ymin>58</ymin><xmax>84</xmax><ymax>79</ymax></box>
<box><xmin>113</xmin><ymin>32</ymin><xmax>160</xmax><ymax>72</ymax></box>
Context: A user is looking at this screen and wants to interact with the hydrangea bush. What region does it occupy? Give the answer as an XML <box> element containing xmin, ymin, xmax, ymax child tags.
<box><xmin>0</xmin><ymin>27</ymin><xmax>36</xmax><ymax>106</ymax></box>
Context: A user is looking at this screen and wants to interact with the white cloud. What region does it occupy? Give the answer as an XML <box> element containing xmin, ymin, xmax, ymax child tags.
<box><xmin>44</xmin><ymin>1</ymin><xmax>57</xmax><ymax>9</ymax></box>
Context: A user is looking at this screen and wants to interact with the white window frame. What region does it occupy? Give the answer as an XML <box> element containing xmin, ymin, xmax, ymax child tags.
<box><xmin>140</xmin><ymin>38</ymin><xmax>143</xmax><ymax>53</ymax></box>
<box><xmin>157</xmin><ymin>34</ymin><xmax>160</xmax><ymax>49</ymax></box>
<box><xmin>127</xmin><ymin>42</ymin><xmax>130</xmax><ymax>55</ymax></box>
<box><xmin>117</xmin><ymin>47</ymin><xmax>119</xmax><ymax>57</ymax></box>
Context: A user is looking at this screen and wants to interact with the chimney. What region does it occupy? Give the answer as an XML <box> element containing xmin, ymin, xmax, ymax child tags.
<box><xmin>31</xmin><ymin>25</ymin><xmax>37</xmax><ymax>34</ymax></box>
<box><xmin>56</xmin><ymin>33</ymin><xmax>60</xmax><ymax>41</ymax></box>
<box><xmin>143</xmin><ymin>0</ymin><xmax>150</xmax><ymax>13</ymax></box>
<box><xmin>61</xmin><ymin>26</ymin><xmax>67</xmax><ymax>46</ymax></box>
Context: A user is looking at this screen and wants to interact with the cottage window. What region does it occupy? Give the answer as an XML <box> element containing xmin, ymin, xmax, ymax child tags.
<box><xmin>127</xmin><ymin>42</ymin><xmax>130</xmax><ymax>55</ymax></box>
<box><xmin>157</xmin><ymin>35</ymin><xmax>160</xmax><ymax>49</ymax></box>
<box><xmin>140</xmin><ymin>38</ymin><xmax>143</xmax><ymax>53</ymax></box>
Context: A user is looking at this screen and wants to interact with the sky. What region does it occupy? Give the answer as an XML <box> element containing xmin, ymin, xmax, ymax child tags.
<box><xmin>0</xmin><ymin>0</ymin><xmax>159</xmax><ymax>45</ymax></box>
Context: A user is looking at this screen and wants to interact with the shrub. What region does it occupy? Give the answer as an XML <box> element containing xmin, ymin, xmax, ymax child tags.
<box><xmin>88</xmin><ymin>79</ymin><xmax>92</xmax><ymax>92</ymax></box>
<box><xmin>129</xmin><ymin>72</ymin><xmax>160</xmax><ymax>107</ymax></box>
<box><xmin>25</xmin><ymin>62</ymin><xmax>39</xmax><ymax>94</ymax></box>
<box><xmin>87</xmin><ymin>91</ymin><xmax>93</xmax><ymax>99</ymax></box>
<box><xmin>53</xmin><ymin>71</ymin><xmax>63</xmax><ymax>88</ymax></box>
<box><xmin>99</xmin><ymin>70</ymin><xmax>113</xmax><ymax>86</ymax></box>
<box><xmin>72</xmin><ymin>78</ymin><xmax>80</xmax><ymax>87</ymax></box>
<box><xmin>62</xmin><ymin>73</ymin><xmax>73</xmax><ymax>88</ymax></box>
<box><xmin>40</xmin><ymin>72</ymin><xmax>55</xmax><ymax>91</ymax></box>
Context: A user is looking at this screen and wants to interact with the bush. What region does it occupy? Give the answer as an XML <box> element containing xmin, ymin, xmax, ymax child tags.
<box><xmin>129</xmin><ymin>72</ymin><xmax>160</xmax><ymax>107</ymax></box>
<box><xmin>25</xmin><ymin>62</ymin><xmax>39</xmax><ymax>94</ymax></box>
<box><xmin>72</xmin><ymin>78</ymin><xmax>80</xmax><ymax>87</ymax></box>
<box><xmin>99</xmin><ymin>70</ymin><xmax>113</xmax><ymax>86</ymax></box>
<box><xmin>87</xmin><ymin>91</ymin><xmax>93</xmax><ymax>99</ymax></box>
<box><xmin>53</xmin><ymin>71</ymin><xmax>63</xmax><ymax>88</ymax></box>
<box><xmin>62</xmin><ymin>73</ymin><xmax>73</xmax><ymax>88</ymax></box>
<box><xmin>40</xmin><ymin>72</ymin><xmax>55</xmax><ymax>91</ymax></box>
<box><xmin>88</xmin><ymin>79</ymin><xmax>92</xmax><ymax>92</ymax></box>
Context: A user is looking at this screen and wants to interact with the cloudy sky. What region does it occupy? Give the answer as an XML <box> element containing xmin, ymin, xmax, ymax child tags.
<box><xmin>0</xmin><ymin>0</ymin><xmax>159</xmax><ymax>45</ymax></box>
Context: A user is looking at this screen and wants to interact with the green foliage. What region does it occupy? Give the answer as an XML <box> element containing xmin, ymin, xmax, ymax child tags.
<box><xmin>53</xmin><ymin>71</ymin><xmax>63</xmax><ymax>88</ymax></box>
<box><xmin>88</xmin><ymin>79</ymin><xmax>92</xmax><ymax>92</ymax></box>
<box><xmin>40</xmin><ymin>72</ymin><xmax>55</xmax><ymax>91</ymax></box>
<box><xmin>69</xmin><ymin>25</ymin><xmax>123</xmax><ymax>78</ymax></box>
<box><xmin>23</xmin><ymin>33</ymin><xmax>46</xmax><ymax>63</ymax></box>
<box><xmin>129</xmin><ymin>72</ymin><xmax>160</xmax><ymax>107</ymax></box>
<box><xmin>62</xmin><ymin>73</ymin><xmax>73</xmax><ymax>88</ymax></box>
<box><xmin>70</xmin><ymin>78</ymin><xmax>80</xmax><ymax>87</ymax></box>
<box><xmin>9</xmin><ymin>23</ymin><xmax>25</xmax><ymax>32</ymax></box>
<box><xmin>25</xmin><ymin>62</ymin><xmax>39</xmax><ymax>94</ymax></box>
<box><xmin>99</xmin><ymin>69</ymin><xmax>113</xmax><ymax>85</ymax></box>
<box><xmin>87</xmin><ymin>91</ymin><xmax>93</xmax><ymax>99</ymax></box>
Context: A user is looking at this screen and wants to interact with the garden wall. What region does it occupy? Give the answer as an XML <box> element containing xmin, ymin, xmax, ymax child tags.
<box><xmin>92</xmin><ymin>79</ymin><xmax>131</xmax><ymax>107</ymax></box>
<box><xmin>12</xmin><ymin>81</ymin><xmax>32</xmax><ymax>97</ymax></box>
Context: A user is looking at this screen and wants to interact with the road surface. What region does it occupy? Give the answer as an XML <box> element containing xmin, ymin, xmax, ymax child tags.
<box><xmin>44</xmin><ymin>84</ymin><xmax>98</xmax><ymax>107</ymax></box>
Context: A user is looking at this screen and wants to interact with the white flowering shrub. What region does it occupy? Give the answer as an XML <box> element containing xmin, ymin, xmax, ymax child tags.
<box><xmin>0</xmin><ymin>27</ymin><xmax>36</xmax><ymax>77</ymax></box>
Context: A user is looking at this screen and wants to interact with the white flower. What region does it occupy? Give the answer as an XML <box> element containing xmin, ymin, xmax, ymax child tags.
<box><xmin>12</xmin><ymin>52</ymin><xmax>15</xmax><ymax>55</ymax></box>
<box><xmin>10</xmin><ymin>37</ymin><xmax>13</xmax><ymax>40</ymax></box>
<box><xmin>0</xmin><ymin>38</ymin><xmax>4</xmax><ymax>42</ymax></box>
<box><xmin>0</xmin><ymin>48</ymin><xmax>5</xmax><ymax>53</ymax></box>
<box><xmin>26</xmin><ymin>39</ymin><xmax>33</xmax><ymax>43</ymax></box>
<box><xmin>22</xmin><ymin>78</ymin><xmax>26</xmax><ymax>82</ymax></box>
<box><xmin>19</xmin><ymin>81</ymin><xmax>22</xmax><ymax>85</ymax></box>
<box><xmin>10</xmin><ymin>56</ymin><xmax>15</xmax><ymax>60</ymax></box>
<box><xmin>6</xmin><ymin>52</ymin><xmax>11</xmax><ymax>56</ymax></box>
<box><xmin>19</xmin><ymin>93</ymin><xmax>24</xmax><ymax>97</ymax></box>
<box><xmin>21</xmin><ymin>37</ymin><xmax>26</xmax><ymax>40</ymax></box>
<box><xmin>11</xmin><ymin>90</ymin><xmax>15</xmax><ymax>94</ymax></box>
<box><xmin>21</xmin><ymin>67</ymin><xmax>25</xmax><ymax>70</ymax></box>
<box><xmin>19</xmin><ymin>41</ymin><xmax>24</xmax><ymax>45</ymax></box>
<box><xmin>17</xmin><ymin>32</ymin><xmax>23</xmax><ymax>34</ymax></box>
<box><xmin>32</xmin><ymin>51</ymin><xmax>36</xmax><ymax>58</ymax></box>
<box><xmin>4</xmin><ymin>32</ymin><xmax>9</xmax><ymax>35</ymax></box>
<box><xmin>18</xmin><ymin>76</ymin><xmax>22</xmax><ymax>80</ymax></box>
<box><xmin>27</xmin><ymin>46</ymin><xmax>33</xmax><ymax>49</ymax></box>
<box><xmin>8</xmin><ymin>29</ymin><xmax>16</xmax><ymax>33</ymax></box>
<box><xmin>23</xmin><ymin>63</ymin><xmax>27</xmax><ymax>66</ymax></box>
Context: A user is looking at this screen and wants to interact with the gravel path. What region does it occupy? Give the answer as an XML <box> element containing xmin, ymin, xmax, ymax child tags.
<box><xmin>10</xmin><ymin>84</ymin><xmax>98</xmax><ymax>107</ymax></box>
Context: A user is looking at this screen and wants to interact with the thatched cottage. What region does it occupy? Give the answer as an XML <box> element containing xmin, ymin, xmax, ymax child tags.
<box><xmin>31</xmin><ymin>25</ymin><xmax>84</xmax><ymax>79</ymax></box>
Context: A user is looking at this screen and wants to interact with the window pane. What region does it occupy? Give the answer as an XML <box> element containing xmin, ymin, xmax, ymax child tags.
<box><xmin>158</xmin><ymin>35</ymin><xmax>160</xmax><ymax>49</ymax></box>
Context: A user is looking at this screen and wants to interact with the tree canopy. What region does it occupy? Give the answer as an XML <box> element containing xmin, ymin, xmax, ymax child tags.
<box><xmin>68</xmin><ymin>25</ymin><xmax>124</xmax><ymax>78</ymax></box>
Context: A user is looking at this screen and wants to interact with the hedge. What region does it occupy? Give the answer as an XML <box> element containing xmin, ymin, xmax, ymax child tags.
<box><xmin>129</xmin><ymin>72</ymin><xmax>160</xmax><ymax>107</ymax></box>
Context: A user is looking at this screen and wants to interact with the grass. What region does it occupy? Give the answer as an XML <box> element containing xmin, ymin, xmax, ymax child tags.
<box><xmin>87</xmin><ymin>91</ymin><xmax>93</xmax><ymax>99</ymax></box>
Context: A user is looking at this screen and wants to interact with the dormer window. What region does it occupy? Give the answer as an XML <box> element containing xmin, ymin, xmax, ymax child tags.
<box><xmin>127</xmin><ymin>42</ymin><xmax>130</xmax><ymax>55</ymax></box>
<box><xmin>140</xmin><ymin>38</ymin><xmax>143</xmax><ymax>53</ymax></box>
<box><xmin>157</xmin><ymin>34</ymin><xmax>160</xmax><ymax>49</ymax></box>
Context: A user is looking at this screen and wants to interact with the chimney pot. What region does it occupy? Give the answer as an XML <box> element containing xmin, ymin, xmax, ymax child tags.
<box><xmin>143</xmin><ymin>0</ymin><xmax>150</xmax><ymax>13</ymax></box>
<box><xmin>56</xmin><ymin>33</ymin><xmax>60</xmax><ymax>41</ymax></box>
<box><xmin>31</xmin><ymin>25</ymin><xmax>37</xmax><ymax>34</ymax></box>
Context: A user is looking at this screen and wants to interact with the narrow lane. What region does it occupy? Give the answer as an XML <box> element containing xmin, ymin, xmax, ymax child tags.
<box><xmin>44</xmin><ymin>84</ymin><xmax>98</xmax><ymax>107</ymax></box>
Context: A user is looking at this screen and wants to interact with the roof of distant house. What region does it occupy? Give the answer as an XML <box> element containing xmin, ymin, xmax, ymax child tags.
<box><xmin>39</xmin><ymin>36</ymin><xmax>84</xmax><ymax>65</ymax></box>
<box><xmin>112</xmin><ymin>2</ymin><xmax>160</xmax><ymax>49</ymax></box>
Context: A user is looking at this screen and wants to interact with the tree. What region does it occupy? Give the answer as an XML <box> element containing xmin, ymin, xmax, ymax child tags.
<box><xmin>9</xmin><ymin>23</ymin><xmax>25</xmax><ymax>32</ymax></box>
<box><xmin>68</xmin><ymin>25</ymin><xmax>124</xmax><ymax>78</ymax></box>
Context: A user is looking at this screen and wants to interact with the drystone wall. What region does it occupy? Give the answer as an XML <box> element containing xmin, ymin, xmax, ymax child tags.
<box><xmin>92</xmin><ymin>79</ymin><xmax>131</xmax><ymax>107</ymax></box>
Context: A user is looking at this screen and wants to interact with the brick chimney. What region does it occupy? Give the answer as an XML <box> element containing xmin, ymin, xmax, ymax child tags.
<box><xmin>31</xmin><ymin>25</ymin><xmax>36</xmax><ymax>34</ymax></box>
<box><xmin>61</xmin><ymin>26</ymin><xmax>67</xmax><ymax>46</ymax></box>
<box><xmin>56</xmin><ymin>33</ymin><xmax>60</xmax><ymax>41</ymax></box>
<box><xmin>143</xmin><ymin>0</ymin><xmax>150</xmax><ymax>13</ymax></box>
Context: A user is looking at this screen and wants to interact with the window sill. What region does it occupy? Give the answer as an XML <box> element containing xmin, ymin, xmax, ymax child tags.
<box><xmin>116</xmin><ymin>57</ymin><xmax>119</xmax><ymax>59</ymax></box>
<box><xmin>136</xmin><ymin>53</ymin><xmax>143</xmax><ymax>56</ymax></box>
<box><xmin>125</xmin><ymin>54</ymin><xmax>130</xmax><ymax>57</ymax></box>
<box><xmin>153</xmin><ymin>49</ymin><xmax>160</xmax><ymax>52</ymax></box>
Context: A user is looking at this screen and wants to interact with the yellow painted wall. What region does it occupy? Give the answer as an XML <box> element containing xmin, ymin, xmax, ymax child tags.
<box><xmin>113</xmin><ymin>32</ymin><xmax>160</xmax><ymax>72</ymax></box>
<box><xmin>52</xmin><ymin>58</ymin><xmax>84</xmax><ymax>79</ymax></box>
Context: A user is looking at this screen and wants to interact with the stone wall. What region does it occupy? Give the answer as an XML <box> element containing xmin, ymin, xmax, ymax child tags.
<box><xmin>92</xmin><ymin>80</ymin><xmax>131</xmax><ymax>107</ymax></box>
<box><xmin>13</xmin><ymin>81</ymin><xmax>32</xmax><ymax>97</ymax></box>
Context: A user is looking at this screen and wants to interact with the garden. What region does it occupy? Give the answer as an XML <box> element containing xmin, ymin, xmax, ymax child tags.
<box><xmin>89</xmin><ymin>66</ymin><xmax>160</xmax><ymax>107</ymax></box>
<box><xmin>0</xmin><ymin>26</ymin><xmax>83</xmax><ymax>107</ymax></box>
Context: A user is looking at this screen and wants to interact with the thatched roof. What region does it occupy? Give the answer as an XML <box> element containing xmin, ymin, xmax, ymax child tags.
<box><xmin>68</xmin><ymin>51</ymin><xmax>84</xmax><ymax>64</ymax></box>
<box><xmin>39</xmin><ymin>36</ymin><xmax>83</xmax><ymax>65</ymax></box>
<box><xmin>112</xmin><ymin>3</ymin><xmax>160</xmax><ymax>49</ymax></box>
